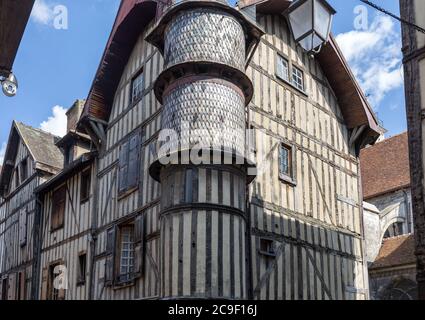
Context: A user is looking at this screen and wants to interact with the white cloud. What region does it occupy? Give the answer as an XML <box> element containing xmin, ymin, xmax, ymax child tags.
<box><xmin>335</xmin><ymin>15</ymin><xmax>403</xmax><ymax>109</ymax></box>
<box><xmin>40</xmin><ymin>105</ymin><xmax>67</xmax><ymax>137</ymax></box>
<box><xmin>0</xmin><ymin>142</ymin><xmax>6</xmax><ymax>166</ymax></box>
<box><xmin>31</xmin><ymin>0</ymin><xmax>55</xmax><ymax>25</ymax></box>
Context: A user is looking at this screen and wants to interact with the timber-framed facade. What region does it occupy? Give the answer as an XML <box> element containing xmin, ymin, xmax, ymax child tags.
<box><xmin>0</xmin><ymin>0</ymin><xmax>382</xmax><ymax>300</ymax></box>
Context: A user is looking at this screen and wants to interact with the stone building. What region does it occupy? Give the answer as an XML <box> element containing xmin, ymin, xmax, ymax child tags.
<box><xmin>360</xmin><ymin>132</ymin><xmax>417</xmax><ymax>299</ymax></box>
<box><xmin>0</xmin><ymin>0</ymin><xmax>383</xmax><ymax>300</ymax></box>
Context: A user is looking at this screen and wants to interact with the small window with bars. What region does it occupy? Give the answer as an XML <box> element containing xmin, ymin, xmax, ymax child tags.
<box><xmin>292</xmin><ymin>66</ymin><xmax>304</xmax><ymax>91</ymax></box>
<box><xmin>131</xmin><ymin>70</ymin><xmax>144</xmax><ymax>104</ymax></box>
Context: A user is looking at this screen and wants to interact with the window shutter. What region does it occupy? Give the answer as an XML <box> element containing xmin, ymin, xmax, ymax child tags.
<box><xmin>58</xmin><ymin>287</ymin><xmax>66</xmax><ymax>300</ymax></box>
<box><xmin>40</xmin><ymin>268</ymin><xmax>49</xmax><ymax>300</ymax></box>
<box><xmin>127</xmin><ymin>134</ymin><xmax>140</xmax><ymax>189</ymax></box>
<box><xmin>19</xmin><ymin>271</ymin><xmax>26</xmax><ymax>300</ymax></box>
<box><xmin>19</xmin><ymin>209</ymin><xmax>27</xmax><ymax>247</ymax></box>
<box><xmin>118</xmin><ymin>141</ymin><xmax>129</xmax><ymax>193</ymax></box>
<box><xmin>7</xmin><ymin>274</ymin><xmax>16</xmax><ymax>300</ymax></box>
<box><xmin>105</xmin><ymin>227</ymin><xmax>116</xmax><ymax>286</ymax></box>
<box><xmin>57</xmin><ymin>187</ymin><xmax>66</xmax><ymax>228</ymax></box>
<box><xmin>134</xmin><ymin>215</ymin><xmax>145</xmax><ymax>277</ymax></box>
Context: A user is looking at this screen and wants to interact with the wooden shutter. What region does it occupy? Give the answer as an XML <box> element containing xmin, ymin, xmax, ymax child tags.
<box><xmin>19</xmin><ymin>209</ymin><xmax>27</xmax><ymax>247</ymax></box>
<box><xmin>52</xmin><ymin>186</ymin><xmax>66</xmax><ymax>230</ymax></box>
<box><xmin>19</xmin><ymin>270</ymin><xmax>26</xmax><ymax>300</ymax></box>
<box><xmin>104</xmin><ymin>227</ymin><xmax>116</xmax><ymax>286</ymax></box>
<box><xmin>40</xmin><ymin>267</ymin><xmax>49</xmax><ymax>300</ymax></box>
<box><xmin>134</xmin><ymin>215</ymin><xmax>145</xmax><ymax>277</ymax></box>
<box><xmin>118</xmin><ymin>141</ymin><xmax>129</xmax><ymax>193</ymax></box>
<box><xmin>7</xmin><ymin>274</ymin><xmax>16</xmax><ymax>300</ymax></box>
<box><xmin>127</xmin><ymin>133</ymin><xmax>140</xmax><ymax>189</ymax></box>
<box><xmin>58</xmin><ymin>287</ymin><xmax>66</xmax><ymax>300</ymax></box>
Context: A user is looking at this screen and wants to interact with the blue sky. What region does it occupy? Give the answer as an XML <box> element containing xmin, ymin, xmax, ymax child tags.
<box><xmin>0</xmin><ymin>0</ymin><xmax>405</xmax><ymax>163</ymax></box>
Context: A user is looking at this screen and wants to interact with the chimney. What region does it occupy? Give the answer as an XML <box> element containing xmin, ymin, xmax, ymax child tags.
<box><xmin>66</xmin><ymin>100</ymin><xmax>85</xmax><ymax>133</ymax></box>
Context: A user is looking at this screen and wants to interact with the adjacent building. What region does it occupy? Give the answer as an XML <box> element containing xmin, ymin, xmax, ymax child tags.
<box><xmin>360</xmin><ymin>132</ymin><xmax>417</xmax><ymax>299</ymax></box>
<box><xmin>1</xmin><ymin>0</ymin><xmax>383</xmax><ymax>300</ymax></box>
<box><xmin>400</xmin><ymin>0</ymin><xmax>425</xmax><ymax>299</ymax></box>
<box><xmin>0</xmin><ymin>122</ymin><xmax>63</xmax><ymax>299</ymax></box>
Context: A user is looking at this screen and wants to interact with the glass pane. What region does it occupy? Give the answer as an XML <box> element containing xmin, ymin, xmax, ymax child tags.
<box><xmin>280</xmin><ymin>146</ymin><xmax>290</xmax><ymax>175</ymax></box>
<box><xmin>314</xmin><ymin>0</ymin><xmax>331</xmax><ymax>40</ymax></box>
<box><xmin>288</xmin><ymin>0</ymin><xmax>312</xmax><ymax>41</ymax></box>
<box><xmin>276</xmin><ymin>56</ymin><xmax>289</xmax><ymax>81</ymax></box>
<box><xmin>299</xmin><ymin>33</ymin><xmax>323</xmax><ymax>52</ymax></box>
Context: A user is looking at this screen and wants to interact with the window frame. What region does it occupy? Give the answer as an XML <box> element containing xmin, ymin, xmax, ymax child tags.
<box><xmin>275</xmin><ymin>53</ymin><xmax>307</xmax><ymax>95</ymax></box>
<box><xmin>116</xmin><ymin>223</ymin><xmax>135</xmax><ymax>285</ymax></box>
<box><xmin>279</xmin><ymin>142</ymin><xmax>297</xmax><ymax>186</ymax></box>
<box><xmin>118</xmin><ymin>132</ymin><xmax>141</xmax><ymax>198</ymax></box>
<box><xmin>80</xmin><ymin>169</ymin><xmax>91</xmax><ymax>203</ymax></box>
<box><xmin>276</xmin><ymin>54</ymin><xmax>290</xmax><ymax>82</ymax></box>
<box><xmin>76</xmin><ymin>252</ymin><xmax>87</xmax><ymax>286</ymax></box>
<box><xmin>51</xmin><ymin>184</ymin><xmax>66</xmax><ymax>232</ymax></box>
<box><xmin>20</xmin><ymin>158</ymin><xmax>28</xmax><ymax>183</ymax></box>
<box><xmin>292</xmin><ymin>65</ymin><xmax>305</xmax><ymax>92</ymax></box>
<box><xmin>259</xmin><ymin>238</ymin><xmax>276</xmax><ymax>258</ymax></box>
<box><xmin>130</xmin><ymin>69</ymin><xmax>144</xmax><ymax>106</ymax></box>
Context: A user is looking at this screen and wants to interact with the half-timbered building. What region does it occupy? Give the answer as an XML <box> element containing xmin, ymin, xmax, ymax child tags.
<box><xmin>0</xmin><ymin>122</ymin><xmax>63</xmax><ymax>300</ymax></box>
<box><xmin>1</xmin><ymin>0</ymin><xmax>383</xmax><ymax>300</ymax></box>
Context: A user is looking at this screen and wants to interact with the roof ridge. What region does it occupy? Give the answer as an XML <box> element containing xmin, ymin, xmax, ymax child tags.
<box><xmin>15</xmin><ymin>121</ymin><xmax>62</xmax><ymax>139</ymax></box>
<box><xmin>382</xmin><ymin>233</ymin><xmax>413</xmax><ymax>242</ymax></box>
<box><xmin>374</xmin><ymin>131</ymin><xmax>408</xmax><ymax>146</ymax></box>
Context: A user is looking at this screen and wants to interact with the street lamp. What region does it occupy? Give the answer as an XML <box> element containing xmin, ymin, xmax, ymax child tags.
<box><xmin>1</xmin><ymin>72</ymin><xmax>19</xmax><ymax>97</ymax></box>
<box><xmin>287</xmin><ymin>0</ymin><xmax>336</xmax><ymax>54</ymax></box>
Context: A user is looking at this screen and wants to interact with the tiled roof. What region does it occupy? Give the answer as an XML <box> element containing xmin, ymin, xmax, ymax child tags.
<box><xmin>15</xmin><ymin>122</ymin><xmax>64</xmax><ymax>170</ymax></box>
<box><xmin>370</xmin><ymin>234</ymin><xmax>416</xmax><ymax>270</ymax></box>
<box><xmin>360</xmin><ymin>132</ymin><xmax>410</xmax><ymax>199</ymax></box>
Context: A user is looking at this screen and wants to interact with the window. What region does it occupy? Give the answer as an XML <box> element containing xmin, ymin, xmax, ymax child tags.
<box><xmin>118</xmin><ymin>133</ymin><xmax>140</xmax><ymax>195</ymax></box>
<box><xmin>20</xmin><ymin>159</ymin><xmax>28</xmax><ymax>182</ymax></box>
<box><xmin>77</xmin><ymin>253</ymin><xmax>87</xmax><ymax>286</ymax></box>
<box><xmin>80</xmin><ymin>170</ymin><xmax>91</xmax><ymax>203</ymax></box>
<box><xmin>292</xmin><ymin>65</ymin><xmax>304</xmax><ymax>91</ymax></box>
<box><xmin>118</xmin><ymin>226</ymin><xmax>135</xmax><ymax>283</ymax></box>
<box><xmin>48</xmin><ymin>263</ymin><xmax>65</xmax><ymax>300</ymax></box>
<box><xmin>276</xmin><ymin>55</ymin><xmax>289</xmax><ymax>82</ymax></box>
<box><xmin>1</xmin><ymin>278</ymin><xmax>7</xmax><ymax>300</ymax></box>
<box><xmin>104</xmin><ymin>216</ymin><xmax>144</xmax><ymax>287</ymax></box>
<box><xmin>131</xmin><ymin>71</ymin><xmax>144</xmax><ymax>104</ymax></box>
<box><xmin>280</xmin><ymin>144</ymin><xmax>291</xmax><ymax>176</ymax></box>
<box><xmin>276</xmin><ymin>54</ymin><xmax>306</xmax><ymax>93</ymax></box>
<box><xmin>51</xmin><ymin>185</ymin><xmax>66</xmax><ymax>231</ymax></box>
<box><xmin>259</xmin><ymin>238</ymin><xmax>276</xmax><ymax>257</ymax></box>
<box><xmin>17</xmin><ymin>271</ymin><xmax>26</xmax><ymax>300</ymax></box>
<box><xmin>384</xmin><ymin>222</ymin><xmax>404</xmax><ymax>239</ymax></box>
<box><xmin>14</xmin><ymin>167</ymin><xmax>19</xmax><ymax>188</ymax></box>
<box><xmin>279</xmin><ymin>143</ymin><xmax>296</xmax><ymax>185</ymax></box>
<box><xmin>19</xmin><ymin>209</ymin><xmax>27</xmax><ymax>247</ymax></box>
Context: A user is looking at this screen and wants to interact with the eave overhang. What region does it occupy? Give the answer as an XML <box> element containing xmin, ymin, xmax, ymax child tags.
<box><xmin>78</xmin><ymin>0</ymin><xmax>158</xmax><ymax>129</ymax></box>
<box><xmin>0</xmin><ymin>0</ymin><xmax>34</xmax><ymax>76</ymax></box>
<box><xmin>34</xmin><ymin>152</ymin><xmax>97</xmax><ymax>196</ymax></box>
<box><xmin>239</xmin><ymin>0</ymin><xmax>381</xmax><ymax>143</ymax></box>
